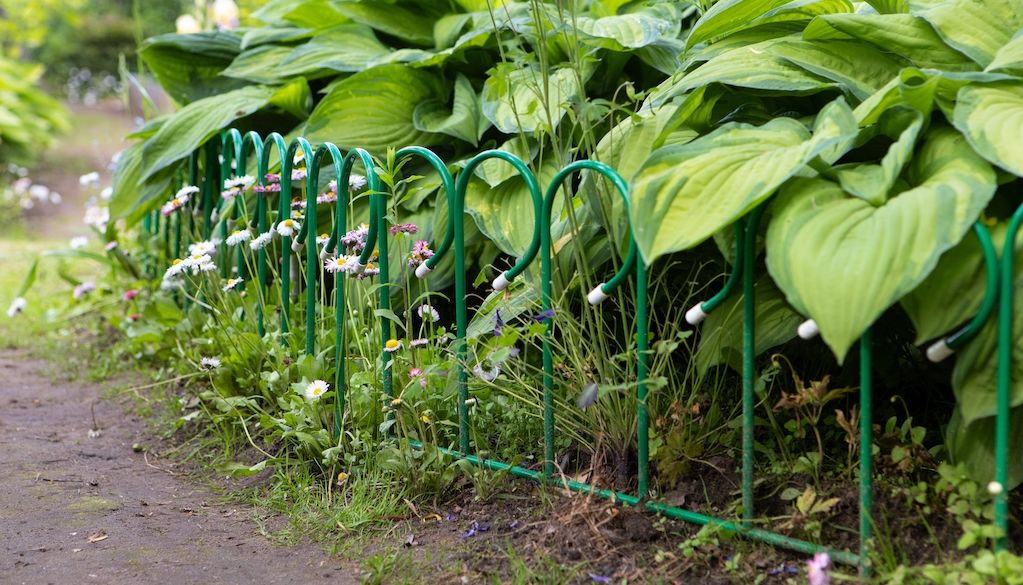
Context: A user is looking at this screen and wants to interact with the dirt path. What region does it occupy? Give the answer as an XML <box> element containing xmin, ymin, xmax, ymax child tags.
<box><xmin>0</xmin><ymin>350</ymin><xmax>359</xmax><ymax>584</ymax></box>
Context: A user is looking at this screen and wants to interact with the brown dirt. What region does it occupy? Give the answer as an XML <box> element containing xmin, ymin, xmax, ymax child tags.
<box><xmin>0</xmin><ymin>349</ymin><xmax>359</xmax><ymax>584</ymax></box>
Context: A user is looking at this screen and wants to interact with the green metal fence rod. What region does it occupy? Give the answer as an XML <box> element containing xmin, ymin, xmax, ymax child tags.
<box><xmin>742</xmin><ymin>205</ymin><xmax>766</xmax><ymax>526</ymax></box>
<box><xmin>304</xmin><ymin>143</ymin><xmax>346</xmax><ymax>357</ymax></box>
<box><xmin>219</xmin><ymin>129</ymin><xmax>244</xmax><ymax>267</ymax></box>
<box><xmin>995</xmin><ymin>205</ymin><xmax>1023</xmax><ymax>549</ymax></box>
<box><xmin>407</xmin><ymin>439</ymin><xmax>859</xmax><ymax>566</ymax></box>
<box><xmin>926</xmin><ymin>223</ymin><xmax>1000</xmax><ymax>362</ymax></box>
<box><xmin>859</xmin><ymin>327</ymin><xmax>874</xmax><ymax>576</ymax></box>
<box><xmin>258</xmin><ymin>133</ymin><xmax>287</xmax><ymax>336</ymax></box>
<box><xmin>544</xmin><ymin>161</ymin><xmax>648</xmax><ymax>496</ymax></box>
<box><xmin>394</xmin><ymin>146</ymin><xmax>466</xmax><ymax>453</ymax></box>
<box><xmin>685</xmin><ymin>220</ymin><xmax>746</xmax><ymax>325</ymax></box>
<box><xmin>277</xmin><ymin>137</ymin><xmax>315</xmax><ymax>340</ymax></box>
<box><xmin>455</xmin><ymin>151</ymin><xmax>543</xmax><ymax>291</ymax></box>
<box><xmin>201</xmin><ymin>141</ymin><xmax>219</xmax><ymax>240</ymax></box>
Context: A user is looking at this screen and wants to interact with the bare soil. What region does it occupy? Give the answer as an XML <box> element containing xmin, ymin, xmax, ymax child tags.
<box><xmin>0</xmin><ymin>350</ymin><xmax>358</xmax><ymax>585</ymax></box>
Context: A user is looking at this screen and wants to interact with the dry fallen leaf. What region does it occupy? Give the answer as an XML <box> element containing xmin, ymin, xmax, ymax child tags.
<box><xmin>87</xmin><ymin>531</ymin><xmax>108</xmax><ymax>544</ymax></box>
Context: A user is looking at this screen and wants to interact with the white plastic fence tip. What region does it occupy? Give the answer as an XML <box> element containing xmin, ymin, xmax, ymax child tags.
<box><xmin>415</xmin><ymin>263</ymin><xmax>432</xmax><ymax>279</ymax></box>
<box><xmin>587</xmin><ymin>284</ymin><xmax>609</xmax><ymax>306</ymax></box>
<box><xmin>291</xmin><ymin>239</ymin><xmax>304</xmax><ymax>253</ymax></box>
<box><xmin>926</xmin><ymin>339</ymin><xmax>954</xmax><ymax>363</ymax></box>
<box><xmin>319</xmin><ymin>247</ymin><xmax>330</xmax><ymax>262</ymax></box>
<box><xmin>492</xmin><ymin>272</ymin><xmax>512</xmax><ymax>291</ymax></box>
<box><xmin>685</xmin><ymin>303</ymin><xmax>707</xmax><ymax>326</ymax></box>
<box><xmin>797</xmin><ymin>319</ymin><xmax>820</xmax><ymax>340</ymax></box>
<box><xmin>353</xmin><ymin>261</ymin><xmax>366</xmax><ymax>275</ymax></box>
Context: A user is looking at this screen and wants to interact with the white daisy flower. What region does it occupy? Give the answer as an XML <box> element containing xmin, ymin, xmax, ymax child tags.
<box><xmin>200</xmin><ymin>356</ymin><xmax>222</xmax><ymax>370</ymax></box>
<box><xmin>164</xmin><ymin>259</ymin><xmax>187</xmax><ymax>279</ymax></box>
<box><xmin>29</xmin><ymin>184</ymin><xmax>49</xmax><ymax>200</ymax></box>
<box><xmin>176</xmin><ymin>185</ymin><xmax>200</xmax><ymax>199</ymax></box>
<box><xmin>224</xmin><ymin>176</ymin><xmax>254</xmax><ymax>190</ymax></box>
<box><xmin>316</xmin><ymin>233</ymin><xmax>330</xmax><ymax>246</ymax></box>
<box><xmin>324</xmin><ymin>256</ymin><xmax>346</xmax><ymax>273</ymax></box>
<box><xmin>222</xmin><ymin>278</ymin><xmax>243</xmax><ymax>292</ymax></box>
<box><xmin>250</xmin><ymin>231</ymin><xmax>274</xmax><ymax>250</ymax></box>
<box><xmin>69</xmin><ymin>236</ymin><xmax>88</xmax><ymax>250</ymax></box>
<box><xmin>83</xmin><ymin>205</ymin><xmax>109</xmax><ymax>230</ymax></box>
<box><xmin>100</xmin><ymin>187</ymin><xmax>113</xmax><ymax>201</ymax></box>
<box><xmin>349</xmin><ymin>174</ymin><xmax>367</xmax><ymax>190</ymax></box>
<box><xmin>50</xmin><ymin>192</ymin><xmax>63</xmax><ymax>205</ymax></box>
<box><xmin>7</xmin><ymin>297</ymin><xmax>27</xmax><ymax>318</ymax></box>
<box><xmin>304</xmin><ymin>379</ymin><xmax>329</xmax><ymax>401</ymax></box>
<box><xmin>276</xmin><ymin>218</ymin><xmax>299</xmax><ymax>237</ymax></box>
<box><xmin>189</xmin><ymin>240</ymin><xmax>217</xmax><ymax>256</ymax></box>
<box><xmin>417</xmin><ymin>304</ymin><xmax>440</xmax><ymax>323</ymax></box>
<box><xmin>193</xmin><ymin>259</ymin><xmax>217</xmax><ymax>274</ymax></box>
<box><xmin>225</xmin><ymin>229</ymin><xmax>251</xmax><ymax>247</ymax></box>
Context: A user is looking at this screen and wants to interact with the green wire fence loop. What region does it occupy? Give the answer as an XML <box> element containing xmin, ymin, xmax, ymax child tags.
<box><xmin>541</xmin><ymin>160</ymin><xmax>648</xmax><ymax>495</ymax></box>
<box><xmin>454</xmin><ymin>150</ymin><xmax>544</xmax><ymax>286</ymax></box>
<box><xmin>393</xmin><ymin>146</ymin><xmax>467</xmax><ymax>453</ymax></box>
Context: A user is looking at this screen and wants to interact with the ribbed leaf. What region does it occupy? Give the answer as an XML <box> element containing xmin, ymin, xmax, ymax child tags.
<box><xmin>303</xmin><ymin>64</ymin><xmax>444</xmax><ymax>153</ymax></box>
<box><xmin>770</xmin><ymin>38</ymin><xmax>905</xmax><ymax>100</ymax></box>
<box><xmin>140</xmin><ymin>32</ymin><xmax>245</xmax><ymax>103</ymax></box>
<box><xmin>765</xmin><ymin>128</ymin><xmax>996</xmax><ymax>360</ymax></box>
<box><xmin>575</xmin><ymin>4</ymin><xmax>687</xmax><ymax>50</ymax></box>
<box><xmin>334</xmin><ymin>1</ymin><xmax>435</xmax><ymax>46</ymax></box>
<box><xmin>686</xmin><ymin>0</ymin><xmax>853</xmax><ymax>49</ymax></box>
<box><xmin>239</xmin><ymin>26</ymin><xmax>312</xmax><ymax>50</ymax></box>
<box><xmin>481</xmin><ymin>64</ymin><xmax>582</xmax><ymax>134</ymax></box>
<box><xmin>803</xmin><ymin>13</ymin><xmax>978</xmax><ymax>72</ymax></box>
<box><xmin>907</xmin><ymin>0</ymin><xmax>1023</xmax><ymax>67</ymax></box>
<box><xmin>412</xmin><ymin>74</ymin><xmax>486</xmax><ymax>146</ymax></box>
<box><xmin>987</xmin><ymin>31</ymin><xmax>1023</xmax><ymax>74</ymax></box>
<box><xmin>630</xmin><ymin>98</ymin><xmax>857</xmax><ymax>263</ymax></box>
<box><xmin>835</xmin><ymin>113</ymin><xmax>924</xmax><ymax>204</ymax></box>
<box><xmin>464</xmin><ymin>159</ymin><xmax>559</xmax><ymax>257</ymax></box>
<box><xmin>277</xmin><ymin>24</ymin><xmax>391</xmax><ymax>78</ymax></box>
<box><xmin>140</xmin><ymin>85</ymin><xmax>278</xmax><ymax>180</ymax></box>
<box><xmin>953</xmin><ymin>81</ymin><xmax>1023</xmax><ymax>175</ymax></box>
<box><xmin>222</xmin><ymin>45</ymin><xmax>293</xmax><ymax>83</ymax></box>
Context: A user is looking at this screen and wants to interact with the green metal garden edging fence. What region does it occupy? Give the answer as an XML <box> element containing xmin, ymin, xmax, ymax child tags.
<box><xmin>140</xmin><ymin>127</ymin><xmax>1017</xmax><ymax>574</ymax></box>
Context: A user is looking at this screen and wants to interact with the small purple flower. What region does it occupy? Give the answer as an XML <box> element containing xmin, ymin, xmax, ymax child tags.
<box><xmin>807</xmin><ymin>552</ymin><xmax>831</xmax><ymax>585</ymax></box>
<box><xmin>493</xmin><ymin>309</ymin><xmax>504</xmax><ymax>337</ymax></box>
<box><xmin>530</xmin><ymin>308</ymin><xmax>556</xmax><ymax>323</ymax></box>
<box><xmin>577</xmin><ymin>382</ymin><xmax>599</xmax><ymax>409</ymax></box>
<box><xmin>460</xmin><ymin>520</ymin><xmax>489</xmax><ymax>540</ymax></box>
<box><xmin>589</xmin><ymin>575</ymin><xmax>612</xmax><ymax>584</ymax></box>
<box><xmin>389</xmin><ymin>223</ymin><xmax>418</xmax><ymax>236</ymax></box>
<box><xmin>407</xmin><ymin>239</ymin><xmax>433</xmax><ymax>267</ymax></box>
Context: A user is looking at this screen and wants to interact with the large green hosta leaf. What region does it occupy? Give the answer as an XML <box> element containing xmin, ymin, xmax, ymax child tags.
<box><xmin>481</xmin><ymin>64</ymin><xmax>582</xmax><ymax>135</ymax></box>
<box><xmin>947</xmin><ymin>407</ymin><xmax>1023</xmax><ymax>491</ymax></box>
<box><xmin>685</xmin><ymin>0</ymin><xmax>853</xmax><ymax>50</ymax></box>
<box><xmin>276</xmin><ymin>24</ymin><xmax>391</xmax><ymax>78</ymax></box>
<box><xmin>222</xmin><ymin>45</ymin><xmax>293</xmax><ymax>84</ymax></box>
<box><xmin>629</xmin><ymin>98</ymin><xmax>857</xmax><ymax>264</ymax></box>
<box><xmin>803</xmin><ymin>13</ymin><xmax>978</xmax><ymax>72</ymax></box>
<box><xmin>834</xmin><ymin>113</ymin><xmax>924</xmax><ymax>205</ymax></box>
<box><xmin>334</xmin><ymin>1</ymin><xmax>436</xmax><ymax>46</ymax></box>
<box><xmin>769</xmin><ymin>38</ymin><xmax>905</xmax><ymax>100</ymax></box>
<box><xmin>987</xmin><ymin>32</ymin><xmax>1023</xmax><ymax>74</ymax></box>
<box><xmin>575</xmin><ymin>3</ymin><xmax>687</xmax><ymax>51</ymax></box>
<box><xmin>766</xmin><ymin>128</ymin><xmax>996</xmax><ymax>361</ymax></box>
<box><xmin>111</xmin><ymin>136</ymin><xmax>174</xmax><ymax>225</ymax></box>
<box><xmin>140</xmin><ymin>85</ymin><xmax>281</xmax><ymax>180</ymax></box>
<box><xmin>140</xmin><ymin>32</ymin><xmax>246</xmax><ymax>104</ymax></box>
<box><xmin>412</xmin><ymin>74</ymin><xmax>487</xmax><ymax>146</ymax></box>
<box><xmin>664</xmin><ymin>39</ymin><xmax>838</xmax><ymax>98</ymax></box>
<box><xmin>907</xmin><ymin>0</ymin><xmax>1023</xmax><ymax>67</ymax></box>
<box><xmin>303</xmin><ymin>64</ymin><xmax>444</xmax><ymax>153</ymax></box>
<box><xmin>953</xmin><ymin>81</ymin><xmax>1023</xmax><ymax>176</ymax></box>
